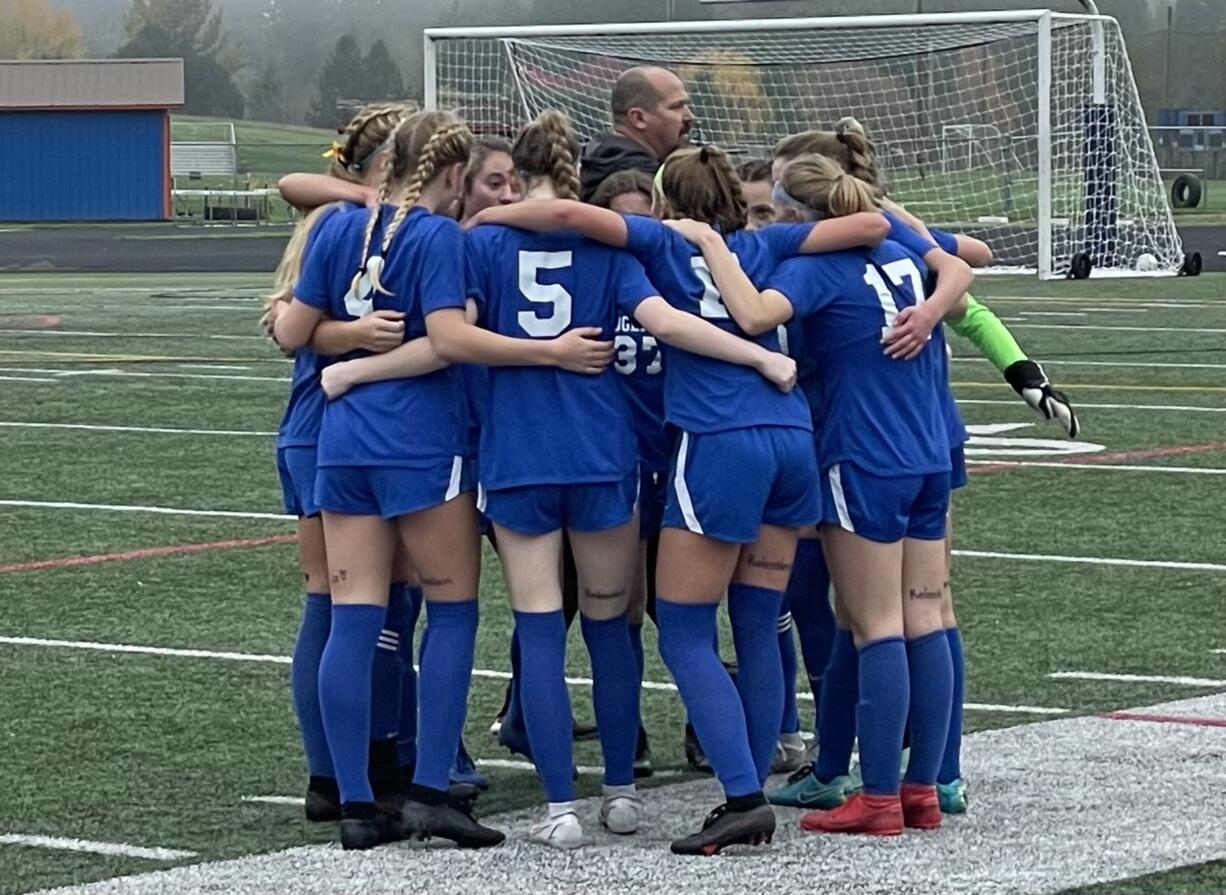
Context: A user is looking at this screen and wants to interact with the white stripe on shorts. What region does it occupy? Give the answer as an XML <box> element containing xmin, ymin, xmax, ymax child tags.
<box><xmin>445</xmin><ymin>455</ymin><xmax>463</xmax><ymax>502</ymax></box>
<box><xmin>828</xmin><ymin>463</ymin><xmax>855</xmax><ymax>533</ymax></box>
<box><xmin>476</xmin><ymin>482</ymin><xmax>487</xmax><ymax>514</ymax></box>
<box><xmin>674</xmin><ymin>431</ymin><xmax>704</xmax><ymax>535</ymax></box>
<box><xmin>777</xmin><ymin>611</ymin><xmax>793</xmax><ymax>634</ymax></box>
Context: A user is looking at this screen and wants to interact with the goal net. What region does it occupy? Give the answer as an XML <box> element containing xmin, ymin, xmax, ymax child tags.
<box><xmin>425</xmin><ymin>11</ymin><xmax>1183</xmax><ymax>278</ymax></box>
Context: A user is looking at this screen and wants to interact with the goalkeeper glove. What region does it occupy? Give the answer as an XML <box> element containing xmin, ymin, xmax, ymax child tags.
<box><xmin>1004</xmin><ymin>359</ymin><xmax>1080</xmax><ymax>438</ymax></box>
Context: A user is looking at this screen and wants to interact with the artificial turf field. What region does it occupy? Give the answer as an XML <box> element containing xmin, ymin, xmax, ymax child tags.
<box><xmin>0</xmin><ymin>271</ymin><xmax>1223</xmax><ymax>894</ymax></box>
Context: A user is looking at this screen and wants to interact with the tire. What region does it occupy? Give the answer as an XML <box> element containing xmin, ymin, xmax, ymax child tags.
<box><xmin>1067</xmin><ymin>252</ymin><xmax>1093</xmax><ymax>280</ymax></box>
<box><xmin>1170</xmin><ymin>174</ymin><xmax>1203</xmax><ymax>209</ymax></box>
<box><xmin>1180</xmin><ymin>251</ymin><xmax>1203</xmax><ymax>277</ymax></box>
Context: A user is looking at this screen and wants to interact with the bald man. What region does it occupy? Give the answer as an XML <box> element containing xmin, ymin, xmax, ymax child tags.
<box><xmin>579</xmin><ymin>65</ymin><xmax>695</xmax><ymax>202</ymax></box>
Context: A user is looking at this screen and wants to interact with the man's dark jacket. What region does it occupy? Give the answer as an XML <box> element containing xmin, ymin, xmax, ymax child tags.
<box><xmin>579</xmin><ymin>132</ymin><xmax>658</xmax><ymax>202</ymax></box>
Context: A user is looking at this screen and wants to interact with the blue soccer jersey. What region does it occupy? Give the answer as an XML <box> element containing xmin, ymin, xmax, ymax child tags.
<box><xmin>767</xmin><ymin>240</ymin><xmax>952</xmax><ymax>476</ymax></box>
<box><xmin>465</xmin><ymin>225</ymin><xmax>655</xmax><ymax>490</ymax></box>
<box><xmin>928</xmin><ymin>226</ymin><xmax>960</xmax><ymax>257</ymax></box>
<box><xmin>622</xmin><ymin>216</ymin><xmax>813</xmax><ymax>435</ymax></box>
<box><xmin>613</xmin><ymin>311</ymin><xmax>670</xmax><ymax>474</ymax></box>
<box><xmin>294</xmin><ymin>203</ymin><xmax>467</xmax><ymax>468</ymax></box>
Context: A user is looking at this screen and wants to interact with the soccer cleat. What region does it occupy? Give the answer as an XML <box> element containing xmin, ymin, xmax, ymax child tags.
<box><xmin>901</xmin><ymin>783</ymin><xmax>942</xmax><ymax>830</ymax></box>
<box><xmin>847</xmin><ymin>746</ymin><xmax>908</xmax><ymax>791</ymax></box>
<box><xmin>498</xmin><ymin>716</ymin><xmax>533</xmax><ymax>760</ymax></box>
<box><xmin>450</xmin><ymin>740</ymin><xmax>490</xmax><ymax>790</ymax></box>
<box><xmin>304</xmin><ymin>775</ymin><xmax>341</xmax><ymax>822</ymax></box>
<box><xmin>600</xmin><ymin>789</ymin><xmax>642</xmax><ymax>835</ymax></box>
<box><xmin>634</xmin><ymin>726</ymin><xmax>654</xmax><ymax>779</ymax></box>
<box><xmin>799</xmin><ymin>792</ymin><xmax>903</xmax><ymax>836</ymax></box>
<box><xmin>683</xmin><ymin>723</ymin><xmax>712</xmax><ymax>774</ymax></box>
<box><xmin>490</xmin><ymin>683</ymin><xmax>512</xmax><ymax>736</ymax></box>
<box><xmin>529</xmin><ymin>809</ymin><xmax>590</xmax><ymax>850</ymax></box>
<box><xmin>770</xmin><ymin>732</ymin><xmax>807</xmax><ymax>775</ymax></box>
<box><xmin>937</xmin><ymin>778</ymin><xmax>968</xmax><ymax>815</ymax></box>
<box><xmin>767</xmin><ymin>765</ymin><xmax>855</xmax><ymax>809</ymax></box>
<box><xmin>339</xmin><ymin>801</ymin><xmax>402</xmax><ymax>851</ymax></box>
<box><xmin>400</xmin><ymin>789</ymin><xmax>505</xmax><ymax>849</ymax></box>
<box><xmin>670</xmin><ymin>802</ymin><xmax>775</xmax><ymax>856</ymax></box>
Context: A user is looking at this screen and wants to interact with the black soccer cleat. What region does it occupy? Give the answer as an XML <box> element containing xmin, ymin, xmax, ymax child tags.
<box><xmin>670</xmin><ymin>802</ymin><xmax>776</xmax><ymax>856</ymax></box>
<box><xmin>339</xmin><ymin>801</ymin><xmax>402</xmax><ymax>851</ymax></box>
<box><xmin>400</xmin><ymin>786</ymin><xmax>505</xmax><ymax>849</ymax></box>
<box><xmin>304</xmin><ymin>776</ymin><xmax>341</xmax><ymax>823</ymax></box>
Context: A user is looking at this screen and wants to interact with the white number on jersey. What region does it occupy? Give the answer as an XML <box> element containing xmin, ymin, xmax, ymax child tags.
<box><xmin>344</xmin><ymin>254</ymin><xmax>383</xmax><ymax>318</ymax></box>
<box><xmin>690</xmin><ymin>256</ymin><xmax>732</xmax><ymax>320</ymax></box>
<box><xmin>518</xmin><ymin>250</ymin><xmax>573</xmax><ymax>337</ymax></box>
<box><xmin>863</xmin><ymin>258</ymin><xmax>927</xmax><ymax>339</ymax></box>
<box><xmin>614</xmin><ymin>334</ymin><xmax>662</xmax><ymax>375</ymax></box>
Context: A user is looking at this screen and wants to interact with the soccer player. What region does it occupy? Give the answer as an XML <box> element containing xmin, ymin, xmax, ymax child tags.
<box><xmin>273</xmin><ymin>109</ymin><xmax>600</xmax><ymax>851</ymax></box>
<box><xmin>467</xmin><ymin>142</ymin><xmax>886</xmax><ymax>854</ymax></box>
<box><xmin>449</xmin><ymin>110</ymin><xmax>796</xmax><ymax>849</ymax></box>
<box><xmin>674</xmin><ymin>152</ymin><xmax>974</xmax><ymax>835</ymax></box>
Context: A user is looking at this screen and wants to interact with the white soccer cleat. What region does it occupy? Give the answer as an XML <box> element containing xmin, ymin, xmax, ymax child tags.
<box><xmin>771</xmin><ymin>732</ymin><xmax>807</xmax><ymax>775</ymax></box>
<box><xmin>599</xmin><ymin>787</ymin><xmax>642</xmax><ymax>835</ymax></box>
<box><xmin>529</xmin><ymin>809</ymin><xmax>589</xmax><ymax>849</ymax></box>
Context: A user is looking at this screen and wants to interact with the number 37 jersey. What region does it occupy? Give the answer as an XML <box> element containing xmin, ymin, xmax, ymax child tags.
<box><xmin>465</xmin><ymin>225</ymin><xmax>656</xmax><ymax>490</ymax></box>
<box><xmin>766</xmin><ymin>240</ymin><xmax>951</xmax><ymax>477</ymax></box>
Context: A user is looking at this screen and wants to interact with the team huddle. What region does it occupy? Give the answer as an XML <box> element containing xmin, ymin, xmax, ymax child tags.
<box><xmin>262</xmin><ymin>66</ymin><xmax>1079</xmax><ymax>856</ymax></box>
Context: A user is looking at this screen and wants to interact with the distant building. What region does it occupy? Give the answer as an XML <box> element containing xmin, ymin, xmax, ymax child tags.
<box><xmin>0</xmin><ymin>59</ymin><xmax>184</xmax><ymax>221</ymax></box>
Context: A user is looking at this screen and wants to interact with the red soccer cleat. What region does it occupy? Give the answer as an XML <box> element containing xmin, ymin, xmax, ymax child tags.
<box><xmin>900</xmin><ymin>783</ymin><xmax>942</xmax><ymax>830</ymax></box>
<box><xmin>799</xmin><ymin>791</ymin><xmax>903</xmax><ymax>836</ymax></box>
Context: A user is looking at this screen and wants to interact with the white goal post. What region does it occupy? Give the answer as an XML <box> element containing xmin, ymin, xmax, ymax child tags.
<box><xmin>424</xmin><ymin>10</ymin><xmax>1183</xmax><ymax>278</ymax></box>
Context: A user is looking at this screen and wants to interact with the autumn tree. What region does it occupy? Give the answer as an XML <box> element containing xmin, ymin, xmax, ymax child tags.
<box><xmin>0</xmin><ymin>0</ymin><xmax>85</xmax><ymax>60</ymax></box>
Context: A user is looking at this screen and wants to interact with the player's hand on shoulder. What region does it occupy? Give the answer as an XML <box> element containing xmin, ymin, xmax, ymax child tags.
<box><xmin>1004</xmin><ymin>359</ymin><xmax>1080</xmax><ymax>438</ymax></box>
<box><xmin>550</xmin><ymin>326</ymin><xmax>615</xmax><ymax>375</ymax></box>
<box><xmin>662</xmin><ymin>218</ymin><xmax>716</xmax><ymax>245</ymax></box>
<box><xmin>355</xmin><ymin>309</ymin><xmax>405</xmax><ymax>353</ymax></box>
<box><xmin>881</xmin><ymin>304</ymin><xmax>937</xmax><ymax>360</ymax></box>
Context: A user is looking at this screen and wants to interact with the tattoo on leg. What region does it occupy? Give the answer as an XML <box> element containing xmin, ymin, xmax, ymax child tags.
<box><xmin>943</xmin><ymin>579</ymin><xmax>952</xmax><ymax>592</ymax></box>
<box><xmin>908</xmin><ymin>586</ymin><xmax>942</xmax><ymax>600</ymax></box>
<box><xmin>421</xmin><ymin>575</ymin><xmax>454</xmax><ymax>587</ymax></box>
<box><xmin>746</xmin><ymin>552</ymin><xmax>792</xmax><ymax>573</ymax></box>
<box><xmin>584</xmin><ymin>587</ymin><xmax>627</xmax><ymax>601</ymax></box>
<box><xmin>330</xmin><ymin>569</ymin><xmax>347</xmax><ymax>586</ymax></box>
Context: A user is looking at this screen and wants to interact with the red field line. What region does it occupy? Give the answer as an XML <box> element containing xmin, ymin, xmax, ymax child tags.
<box><xmin>1101</xmin><ymin>711</ymin><xmax>1226</xmax><ymax>729</ymax></box>
<box><xmin>0</xmin><ymin>534</ymin><xmax>298</xmax><ymax>575</ymax></box>
<box><xmin>970</xmin><ymin>440</ymin><xmax>1226</xmax><ymax>475</ymax></box>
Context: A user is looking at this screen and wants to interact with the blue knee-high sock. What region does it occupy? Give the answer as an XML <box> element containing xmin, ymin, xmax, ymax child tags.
<box><xmin>727</xmin><ymin>584</ymin><xmax>785</xmax><ymax>785</ymax></box>
<box><xmin>503</xmin><ymin>628</ymin><xmax>525</xmax><ymax>732</ymax></box>
<box><xmin>318</xmin><ymin>603</ymin><xmax>385</xmax><ymax>804</ymax></box>
<box><xmin>514</xmin><ymin>610</ymin><xmax>574</xmax><ymax>802</ymax></box>
<box><xmin>657</xmin><ymin>598</ymin><xmax>759</xmax><ymax>798</ymax></box>
<box><xmin>412</xmin><ymin>599</ymin><xmax>478</xmax><ymax>792</ymax></box>
<box><xmin>369</xmin><ymin>589</ymin><xmax>401</xmax><ymax>744</ymax></box>
<box><xmin>857</xmin><ymin>637</ymin><xmax>910</xmax><ymax>797</ymax></box>
<box><xmin>581</xmin><ymin>614</ymin><xmax>639</xmax><ymax>786</ymax></box>
<box><xmin>814</xmin><ymin>628</ymin><xmax>858</xmax><ymax>782</ymax></box>
<box><xmin>291</xmin><ymin>592</ymin><xmax>333</xmax><ymax>778</ymax></box>
<box><xmin>938</xmin><ymin>627</ymin><xmax>965</xmax><ymax>784</ymax></box>
<box><xmin>778</xmin><ymin>610</ymin><xmax>800</xmax><ymax>735</ymax></box>
<box><xmin>388</xmin><ymin>584</ymin><xmax>423</xmax><ymax>767</ymax></box>
<box><xmin>902</xmin><ymin>630</ymin><xmax>954</xmax><ymax>787</ymax></box>
<box><xmin>786</xmin><ymin>539</ymin><xmax>835</xmax><ymax>710</ymax></box>
<box><xmin>629</xmin><ymin>622</ymin><xmax>645</xmax><ymax>682</ymax></box>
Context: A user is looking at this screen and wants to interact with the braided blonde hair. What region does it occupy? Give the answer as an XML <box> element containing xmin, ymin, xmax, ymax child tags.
<box><xmin>354</xmin><ymin>110</ymin><xmax>472</xmax><ymax>295</ymax></box>
<box><xmin>263</xmin><ymin>103</ymin><xmax>410</xmax><ymax>315</ymax></box>
<box><xmin>659</xmin><ymin>144</ymin><xmax>749</xmax><ymax>233</ymax></box>
<box><xmin>511</xmin><ymin>109</ymin><xmax>581</xmax><ymax>200</ymax></box>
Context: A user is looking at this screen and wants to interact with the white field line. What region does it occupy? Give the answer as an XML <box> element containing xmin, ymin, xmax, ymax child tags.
<box><xmin>241</xmin><ymin>796</ymin><xmax>304</xmax><ymax>807</ymax></box>
<box><xmin>965</xmin><ymin>459</ymin><xmax>1226</xmax><ymax>475</ymax></box>
<box><xmin>1009</xmin><ymin>311</ymin><xmax>1087</xmax><ymax>317</ymax></box>
<box><xmin>952</xmin><ymin>548</ymin><xmax>1226</xmax><ymax>573</ymax></box>
<box><xmin>0</xmin><ymin>500</ymin><xmax>292</xmax><ymax>520</ymax></box>
<box><xmin>0</xmin><ymin>636</ymin><xmax>1067</xmax><ymax>715</ymax></box>
<box><xmin>1007</xmin><ymin>323</ymin><xmax>1226</xmax><ymax>334</ymax></box>
<box><xmin>176</xmin><ymin>365</ymin><xmax>252</xmax><ymax>371</ymax></box>
<box><xmin>1050</xmin><ymin>671</ymin><xmax>1226</xmax><ymax>687</ymax></box>
<box><xmin>978</xmin><ymin>294</ymin><xmax>1220</xmax><ymax>308</ymax></box>
<box><xmin>0</xmin><ymin>422</ymin><xmax>276</xmax><ymax>437</ymax></box>
<box><xmin>0</xmin><ymin>367</ymin><xmax>287</xmax><ymax>384</ymax></box>
<box><xmin>0</xmin><ymin>833</ymin><xmax>195</xmax><ymax>862</ymax></box>
<box><xmin>0</xmin><ymin>330</ymin><xmax>263</xmax><ymax>341</ymax></box>
<box><xmin>0</xmin><ymin>375</ymin><xmax>58</xmax><ymax>383</ymax></box>
<box><xmin>952</xmin><ymin>357</ymin><xmax>1226</xmax><ymax>370</ymax></box>
<box><xmin>954</xmin><ymin>399</ymin><xmax>1226</xmax><ymax>413</ymax></box>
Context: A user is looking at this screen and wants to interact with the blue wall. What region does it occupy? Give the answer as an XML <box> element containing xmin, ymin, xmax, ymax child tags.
<box><xmin>0</xmin><ymin>110</ymin><xmax>166</xmax><ymax>221</ymax></box>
